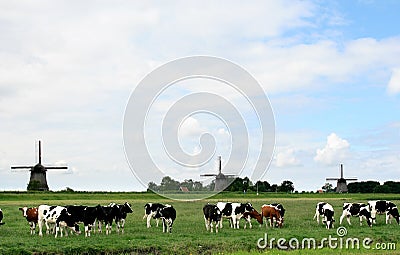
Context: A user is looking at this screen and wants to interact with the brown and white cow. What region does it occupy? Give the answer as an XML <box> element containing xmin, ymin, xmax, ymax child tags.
<box><xmin>242</xmin><ymin>209</ymin><xmax>263</xmax><ymax>229</ymax></box>
<box><xmin>261</xmin><ymin>205</ymin><xmax>282</xmax><ymax>228</ymax></box>
<box><xmin>19</xmin><ymin>207</ymin><xmax>38</xmax><ymax>234</ymax></box>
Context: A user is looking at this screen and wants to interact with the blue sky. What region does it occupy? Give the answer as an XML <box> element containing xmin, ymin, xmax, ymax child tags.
<box><xmin>0</xmin><ymin>1</ymin><xmax>399</xmax><ymax>192</ymax></box>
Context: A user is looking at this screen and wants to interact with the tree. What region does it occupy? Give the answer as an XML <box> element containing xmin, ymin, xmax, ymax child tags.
<box><xmin>278</xmin><ymin>180</ymin><xmax>294</xmax><ymax>193</ymax></box>
<box><xmin>374</xmin><ymin>184</ymin><xmax>391</xmax><ymax>193</ymax></box>
<box><xmin>252</xmin><ymin>181</ymin><xmax>271</xmax><ymax>192</ymax></box>
<box><xmin>147</xmin><ymin>181</ymin><xmax>159</xmax><ymax>192</ymax></box>
<box><xmin>322</xmin><ymin>183</ymin><xmax>334</xmax><ymax>193</ymax></box>
<box><xmin>160</xmin><ymin>176</ymin><xmax>180</xmax><ymax>191</ymax></box>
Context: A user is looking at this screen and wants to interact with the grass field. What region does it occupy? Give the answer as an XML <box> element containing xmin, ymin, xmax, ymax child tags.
<box><xmin>0</xmin><ymin>191</ymin><xmax>400</xmax><ymax>255</ymax></box>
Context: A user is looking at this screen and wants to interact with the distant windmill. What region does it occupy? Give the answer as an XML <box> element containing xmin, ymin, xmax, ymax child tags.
<box><xmin>11</xmin><ymin>140</ymin><xmax>68</xmax><ymax>191</ymax></box>
<box><xmin>200</xmin><ymin>156</ymin><xmax>236</xmax><ymax>191</ymax></box>
<box><xmin>326</xmin><ymin>164</ymin><xmax>357</xmax><ymax>193</ymax></box>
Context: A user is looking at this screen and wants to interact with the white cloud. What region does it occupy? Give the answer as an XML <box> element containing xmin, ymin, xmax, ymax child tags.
<box><xmin>274</xmin><ymin>148</ymin><xmax>301</xmax><ymax>167</ymax></box>
<box><xmin>179</xmin><ymin>117</ymin><xmax>204</xmax><ymax>138</ymax></box>
<box><xmin>314</xmin><ymin>133</ymin><xmax>350</xmax><ymax>165</ymax></box>
<box><xmin>387</xmin><ymin>68</ymin><xmax>400</xmax><ymax>95</ymax></box>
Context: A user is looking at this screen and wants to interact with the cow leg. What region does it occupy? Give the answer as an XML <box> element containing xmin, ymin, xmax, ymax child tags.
<box><xmin>204</xmin><ymin>216</ymin><xmax>209</xmax><ymax>231</ymax></box>
<box><xmin>219</xmin><ymin>218</ymin><xmax>223</xmax><ymax>229</ymax></box>
<box><xmin>146</xmin><ymin>215</ymin><xmax>152</xmax><ymax>228</ymax></box>
<box><xmin>167</xmin><ymin>219</ymin><xmax>173</xmax><ymax>233</ymax></box>
<box><xmin>346</xmin><ymin>216</ymin><xmax>352</xmax><ymax>225</ymax></box>
<box><xmin>215</xmin><ymin>220</ymin><xmax>219</xmax><ymax>233</ymax></box>
<box><xmin>386</xmin><ymin>213</ymin><xmax>391</xmax><ymax>224</ymax></box>
<box><xmin>210</xmin><ymin>221</ymin><xmax>213</xmax><ymax>233</ymax></box>
<box><xmin>38</xmin><ymin>221</ymin><xmax>43</xmax><ymax>236</ymax></box>
<box><xmin>121</xmin><ymin>219</ymin><xmax>125</xmax><ymax>234</ymax></box>
<box><xmin>162</xmin><ymin>218</ymin><xmax>166</xmax><ymax>233</ymax></box>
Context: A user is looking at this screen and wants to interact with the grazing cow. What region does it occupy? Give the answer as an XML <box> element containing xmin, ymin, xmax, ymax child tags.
<box><xmin>111</xmin><ymin>202</ymin><xmax>133</xmax><ymax>234</ymax></box>
<box><xmin>242</xmin><ymin>209</ymin><xmax>263</xmax><ymax>229</ymax></box>
<box><xmin>38</xmin><ymin>205</ymin><xmax>81</xmax><ymax>238</ymax></box>
<box><xmin>154</xmin><ymin>204</ymin><xmax>176</xmax><ymax>233</ymax></box>
<box><xmin>339</xmin><ymin>203</ymin><xmax>372</xmax><ymax>227</ymax></box>
<box><xmin>203</xmin><ymin>203</ymin><xmax>222</xmax><ymax>233</ymax></box>
<box><xmin>313</xmin><ymin>202</ymin><xmax>335</xmax><ymax>229</ymax></box>
<box><xmin>216</xmin><ymin>202</ymin><xmax>255</xmax><ymax>229</ymax></box>
<box><xmin>261</xmin><ymin>205</ymin><xmax>282</xmax><ymax>228</ymax></box>
<box><xmin>266</xmin><ymin>203</ymin><xmax>286</xmax><ymax>226</ymax></box>
<box><xmin>0</xmin><ymin>208</ymin><xmax>4</xmax><ymax>225</ymax></box>
<box><xmin>368</xmin><ymin>200</ymin><xmax>400</xmax><ymax>225</ymax></box>
<box><xmin>143</xmin><ymin>203</ymin><xmax>165</xmax><ymax>228</ymax></box>
<box><xmin>19</xmin><ymin>207</ymin><xmax>38</xmax><ymax>234</ymax></box>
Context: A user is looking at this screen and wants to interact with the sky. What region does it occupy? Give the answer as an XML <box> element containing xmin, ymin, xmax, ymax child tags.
<box><xmin>0</xmin><ymin>0</ymin><xmax>399</xmax><ymax>192</ymax></box>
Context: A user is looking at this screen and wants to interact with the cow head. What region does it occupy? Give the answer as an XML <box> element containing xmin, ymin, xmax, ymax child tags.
<box><xmin>123</xmin><ymin>202</ymin><xmax>133</xmax><ymax>213</ymax></box>
<box><xmin>19</xmin><ymin>207</ymin><xmax>28</xmax><ymax>217</ymax></box>
<box><xmin>324</xmin><ymin>210</ymin><xmax>335</xmax><ymax>229</ymax></box>
<box><xmin>244</xmin><ymin>203</ymin><xmax>255</xmax><ymax>212</ymax></box>
<box><xmin>252</xmin><ymin>210</ymin><xmax>263</xmax><ymax>225</ymax></box>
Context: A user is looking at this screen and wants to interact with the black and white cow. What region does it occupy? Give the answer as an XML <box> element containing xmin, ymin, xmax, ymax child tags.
<box><xmin>339</xmin><ymin>203</ymin><xmax>372</xmax><ymax>227</ymax></box>
<box><xmin>368</xmin><ymin>200</ymin><xmax>400</xmax><ymax>225</ymax></box>
<box><xmin>313</xmin><ymin>202</ymin><xmax>335</xmax><ymax>229</ymax></box>
<box><xmin>216</xmin><ymin>202</ymin><xmax>254</xmax><ymax>229</ymax></box>
<box><xmin>154</xmin><ymin>204</ymin><xmax>176</xmax><ymax>233</ymax></box>
<box><xmin>110</xmin><ymin>202</ymin><xmax>133</xmax><ymax>234</ymax></box>
<box><xmin>203</xmin><ymin>203</ymin><xmax>222</xmax><ymax>233</ymax></box>
<box><xmin>0</xmin><ymin>208</ymin><xmax>4</xmax><ymax>225</ymax></box>
<box><xmin>143</xmin><ymin>203</ymin><xmax>165</xmax><ymax>228</ymax></box>
<box><xmin>81</xmin><ymin>205</ymin><xmax>105</xmax><ymax>237</ymax></box>
<box><xmin>38</xmin><ymin>205</ymin><xmax>81</xmax><ymax>238</ymax></box>
<box><xmin>97</xmin><ymin>204</ymin><xmax>120</xmax><ymax>235</ymax></box>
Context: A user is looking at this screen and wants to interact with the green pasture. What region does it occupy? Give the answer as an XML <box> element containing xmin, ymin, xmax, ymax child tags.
<box><xmin>0</xmin><ymin>191</ymin><xmax>399</xmax><ymax>254</ymax></box>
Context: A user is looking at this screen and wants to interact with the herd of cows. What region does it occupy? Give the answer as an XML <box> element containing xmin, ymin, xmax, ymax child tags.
<box><xmin>0</xmin><ymin>199</ymin><xmax>398</xmax><ymax>237</ymax></box>
<box><xmin>314</xmin><ymin>200</ymin><xmax>400</xmax><ymax>229</ymax></box>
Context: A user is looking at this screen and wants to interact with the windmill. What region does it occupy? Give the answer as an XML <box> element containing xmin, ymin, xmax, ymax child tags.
<box><xmin>200</xmin><ymin>156</ymin><xmax>236</xmax><ymax>191</ymax></box>
<box><xmin>11</xmin><ymin>140</ymin><xmax>68</xmax><ymax>191</ymax></box>
<box><xmin>326</xmin><ymin>164</ymin><xmax>357</xmax><ymax>193</ymax></box>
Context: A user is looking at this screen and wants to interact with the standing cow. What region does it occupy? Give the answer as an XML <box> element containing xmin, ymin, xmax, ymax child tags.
<box><xmin>368</xmin><ymin>200</ymin><xmax>400</xmax><ymax>225</ymax></box>
<box><xmin>216</xmin><ymin>202</ymin><xmax>254</xmax><ymax>229</ymax></box>
<box><xmin>203</xmin><ymin>203</ymin><xmax>222</xmax><ymax>233</ymax></box>
<box><xmin>143</xmin><ymin>203</ymin><xmax>165</xmax><ymax>228</ymax></box>
<box><xmin>154</xmin><ymin>204</ymin><xmax>176</xmax><ymax>233</ymax></box>
<box><xmin>339</xmin><ymin>203</ymin><xmax>372</xmax><ymax>227</ymax></box>
<box><xmin>38</xmin><ymin>205</ymin><xmax>81</xmax><ymax>238</ymax></box>
<box><xmin>111</xmin><ymin>202</ymin><xmax>133</xmax><ymax>234</ymax></box>
<box><xmin>313</xmin><ymin>202</ymin><xmax>335</xmax><ymax>229</ymax></box>
<box><xmin>261</xmin><ymin>205</ymin><xmax>282</xmax><ymax>228</ymax></box>
<box><xmin>19</xmin><ymin>207</ymin><xmax>38</xmax><ymax>234</ymax></box>
<box><xmin>0</xmin><ymin>208</ymin><xmax>4</xmax><ymax>225</ymax></box>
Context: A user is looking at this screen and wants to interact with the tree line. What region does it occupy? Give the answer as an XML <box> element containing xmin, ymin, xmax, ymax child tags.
<box><xmin>322</xmin><ymin>181</ymin><xmax>400</xmax><ymax>193</ymax></box>
<box><xmin>148</xmin><ymin>176</ymin><xmax>295</xmax><ymax>193</ymax></box>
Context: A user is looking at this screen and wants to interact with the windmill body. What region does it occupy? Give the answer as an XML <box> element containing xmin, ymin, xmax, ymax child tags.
<box><xmin>11</xmin><ymin>141</ymin><xmax>68</xmax><ymax>191</ymax></box>
<box><xmin>326</xmin><ymin>164</ymin><xmax>357</xmax><ymax>193</ymax></box>
<box><xmin>200</xmin><ymin>156</ymin><xmax>236</xmax><ymax>191</ymax></box>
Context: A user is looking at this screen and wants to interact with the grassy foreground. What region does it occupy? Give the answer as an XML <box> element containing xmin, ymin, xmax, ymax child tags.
<box><xmin>0</xmin><ymin>191</ymin><xmax>399</xmax><ymax>254</ymax></box>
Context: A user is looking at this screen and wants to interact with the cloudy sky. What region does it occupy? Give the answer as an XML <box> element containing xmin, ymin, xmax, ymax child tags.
<box><xmin>0</xmin><ymin>1</ymin><xmax>399</xmax><ymax>192</ymax></box>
